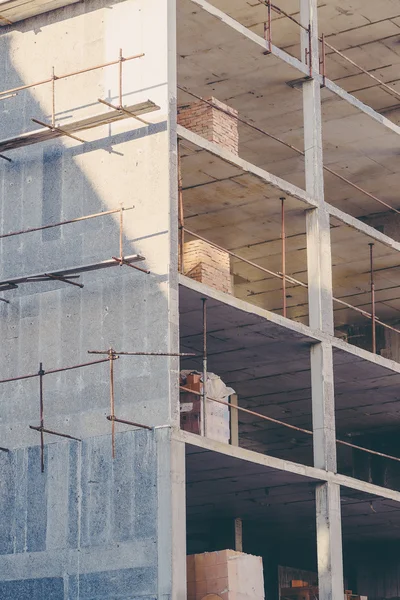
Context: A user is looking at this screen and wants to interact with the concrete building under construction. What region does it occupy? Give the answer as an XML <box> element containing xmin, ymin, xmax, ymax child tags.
<box><xmin>1</xmin><ymin>0</ymin><xmax>400</xmax><ymax>598</ymax></box>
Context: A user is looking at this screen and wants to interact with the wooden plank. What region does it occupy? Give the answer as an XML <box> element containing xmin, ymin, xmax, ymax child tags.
<box><xmin>0</xmin><ymin>101</ymin><xmax>159</xmax><ymax>153</ymax></box>
<box><xmin>0</xmin><ymin>0</ymin><xmax>79</xmax><ymax>24</ymax></box>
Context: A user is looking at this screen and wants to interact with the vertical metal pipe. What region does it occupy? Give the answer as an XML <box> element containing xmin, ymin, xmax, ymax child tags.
<box><xmin>119</xmin><ymin>49</ymin><xmax>123</xmax><ymax>108</ymax></box>
<box><xmin>264</xmin><ymin>0</ymin><xmax>272</xmax><ymax>53</ymax></box>
<box><xmin>202</xmin><ymin>298</ymin><xmax>207</xmax><ymax>437</ymax></box>
<box><xmin>119</xmin><ymin>205</ymin><xmax>124</xmax><ymax>261</ymax></box>
<box><xmin>369</xmin><ymin>243</ymin><xmax>376</xmax><ymax>354</ymax></box>
<box><xmin>39</xmin><ymin>362</ymin><xmax>45</xmax><ymax>473</ymax></box>
<box><xmin>51</xmin><ymin>67</ymin><xmax>56</xmax><ymax>128</ymax></box>
<box><xmin>109</xmin><ymin>348</ymin><xmax>116</xmax><ymax>458</ymax></box>
<box><xmin>281</xmin><ymin>197</ymin><xmax>287</xmax><ymax>318</ymax></box>
<box><xmin>321</xmin><ymin>33</ymin><xmax>326</xmax><ymax>86</ymax></box>
<box><xmin>178</xmin><ymin>141</ymin><xmax>185</xmax><ymax>273</ymax></box>
<box><xmin>307</xmin><ymin>25</ymin><xmax>313</xmax><ymax>77</ymax></box>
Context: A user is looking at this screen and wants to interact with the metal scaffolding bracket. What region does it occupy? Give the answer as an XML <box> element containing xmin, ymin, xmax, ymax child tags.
<box><xmin>88</xmin><ymin>348</ymin><xmax>196</xmax><ymax>458</ymax></box>
<box><xmin>29</xmin><ymin>362</ymin><xmax>81</xmax><ymax>472</ymax></box>
<box><xmin>31</xmin><ymin>118</ymin><xmax>86</xmax><ymax>144</ymax></box>
<box><xmin>0</xmin><ymin>254</ymin><xmax>146</xmax><ymax>294</ymax></box>
<box><xmin>0</xmin><ymin>101</ymin><xmax>159</xmax><ymax>156</ymax></box>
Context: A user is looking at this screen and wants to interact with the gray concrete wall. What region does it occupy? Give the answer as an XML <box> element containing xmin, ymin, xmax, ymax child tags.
<box><xmin>0</xmin><ymin>0</ymin><xmax>183</xmax><ymax>596</ymax></box>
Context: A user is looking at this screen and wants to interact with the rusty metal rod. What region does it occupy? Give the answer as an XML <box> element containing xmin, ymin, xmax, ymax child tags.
<box><xmin>0</xmin><ymin>206</ymin><xmax>134</xmax><ymax>240</ymax></box>
<box><xmin>184</xmin><ymin>226</ymin><xmax>400</xmax><ymax>338</ymax></box>
<box><xmin>119</xmin><ymin>49</ymin><xmax>123</xmax><ymax>108</ymax></box>
<box><xmin>307</xmin><ymin>25</ymin><xmax>312</xmax><ymax>77</ymax></box>
<box><xmin>107</xmin><ymin>415</ymin><xmax>153</xmax><ymax>431</ymax></box>
<box><xmin>281</xmin><ymin>197</ymin><xmax>287</xmax><ymax>318</ymax></box>
<box><xmin>323</xmin><ymin>40</ymin><xmax>400</xmax><ymax>103</ymax></box>
<box><xmin>38</xmin><ymin>363</ymin><xmax>45</xmax><ymax>473</ymax></box>
<box><xmin>29</xmin><ymin>426</ymin><xmax>81</xmax><ymax>442</ymax></box>
<box><xmin>0</xmin><ymin>53</ymin><xmax>145</xmax><ymax>98</ymax></box>
<box><xmin>177</xmin><ymin>87</ymin><xmax>400</xmax><ymax>215</ymax></box>
<box><xmin>258</xmin><ymin>0</ymin><xmax>308</xmax><ymax>32</ymax></box>
<box><xmin>263</xmin><ymin>0</ymin><xmax>272</xmax><ymax>53</ymax></box>
<box><xmin>51</xmin><ymin>67</ymin><xmax>56</xmax><ymax>128</ymax></box>
<box><xmin>111</xmin><ymin>257</ymin><xmax>150</xmax><ymax>274</ymax></box>
<box><xmin>370</xmin><ymin>243</ymin><xmax>376</xmax><ymax>354</ymax></box>
<box><xmin>0</xmin><ymin>357</ymin><xmax>111</xmax><ymax>385</ymax></box>
<box><xmin>202</xmin><ymin>298</ymin><xmax>208</xmax><ymax>438</ymax></box>
<box><xmin>88</xmin><ymin>350</ymin><xmax>197</xmax><ymax>356</ymax></box>
<box><xmin>320</xmin><ymin>33</ymin><xmax>326</xmax><ymax>87</ymax></box>
<box><xmin>0</xmin><ymin>154</ymin><xmax>12</xmax><ymax>163</ymax></box>
<box><xmin>119</xmin><ymin>205</ymin><xmax>124</xmax><ymax>261</ymax></box>
<box><xmin>98</xmin><ymin>98</ymin><xmax>150</xmax><ymax>125</ymax></box>
<box><xmin>180</xmin><ymin>386</ymin><xmax>400</xmax><ymax>464</ymax></box>
<box><xmin>44</xmin><ymin>273</ymin><xmax>84</xmax><ymax>288</ymax></box>
<box><xmin>184</xmin><ymin>227</ymin><xmax>284</xmax><ymax>280</ymax></box>
<box><xmin>178</xmin><ymin>140</ymin><xmax>185</xmax><ymax>273</ymax></box>
<box><xmin>31</xmin><ymin>118</ymin><xmax>85</xmax><ymax>143</ymax></box>
<box><xmin>109</xmin><ymin>349</ymin><xmax>116</xmax><ymax>459</ymax></box>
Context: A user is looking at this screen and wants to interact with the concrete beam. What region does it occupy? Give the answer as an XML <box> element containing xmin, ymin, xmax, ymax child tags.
<box><xmin>176</xmin><ymin>429</ymin><xmax>400</xmax><ymax>504</ymax></box>
<box><xmin>177</xmin><ymin>126</ymin><xmax>400</xmax><ymax>255</ymax></box>
<box><xmin>189</xmin><ymin>0</ymin><xmax>309</xmax><ymax>77</ymax></box>
<box><xmin>187</xmin><ymin>0</ymin><xmax>400</xmax><ymax>138</ymax></box>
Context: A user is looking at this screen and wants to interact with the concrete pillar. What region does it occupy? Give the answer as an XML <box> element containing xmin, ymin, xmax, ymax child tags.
<box><xmin>316</xmin><ymin>482</ymin><xmax>344</xmax><ymax>600</ymax></box>
<box><xmin>300</xmin><ymin>2</ymin><xmax>344</xmax><ymax>600</ymax></box>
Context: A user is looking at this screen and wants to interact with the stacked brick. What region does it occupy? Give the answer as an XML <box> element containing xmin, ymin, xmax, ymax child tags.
<box><xmin>187</xmin><ymin>550</ymin><xmax>265</xmax><ymax>600</ymax></box>
<box><xmin>177</xmin><ymin>97</ymin><xmax>239</xmax><ymax>155</ymax></box>
<box><xmin>183</xmin><ymin>240</ymin><xmax>233</xmax><ymax>294</ymax></box>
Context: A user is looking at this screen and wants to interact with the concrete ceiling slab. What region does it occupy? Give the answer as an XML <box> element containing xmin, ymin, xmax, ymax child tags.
<box><xmin>180</xmin><ymin>137</ymin><xmax>400</xmax><ymax>330</ymax></box>
<box><xmin>186</xmin><ymin>444</ymin><xmax>400</xmax><ymax>541</ymax></box>
<box><xmin>178</xmin><ymin>0</ymin><xmax>400</xmax><ymax>221</ymax></box>
<box><xmin>180</xmin><ymin>284</ymin><xmax>400</xmax><ymax>466</ymax></box>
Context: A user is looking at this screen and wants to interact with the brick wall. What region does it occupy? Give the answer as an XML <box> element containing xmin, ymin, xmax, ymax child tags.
<box><xmin>183</xmin><ymin>240</ymin><xmax>233</xmax><ymax>294</ymax></box>
<box><xmin>178</xmin><ymin>97</ymin><xmax>239</xmax><ymax>154</ymax></box>
<box><xmin>187</xmin><ymin>550</ymin><xmax>265</xmax><ymax>600</ymax></box>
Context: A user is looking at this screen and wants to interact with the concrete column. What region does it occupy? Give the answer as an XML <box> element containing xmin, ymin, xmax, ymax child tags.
<box><xmin>300</xmin><ymin>2</ymin><xmax>344</xmax><ymax>600</ymax></box>
<box><xmin>316</xmin><ymin>482</ymin><xmax>344</xmax><ymax>600</ymax></box>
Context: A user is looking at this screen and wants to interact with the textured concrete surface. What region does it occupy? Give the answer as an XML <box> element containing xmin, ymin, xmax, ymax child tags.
<box><xmin>0</xmin><ymin>0</ymin><xmax>183</xmax><ymax>596</ymax></box>
<box><xmin>0</xmin><ymin>430</ymin><xmax>158</xmax><ymax>598</ymax></box>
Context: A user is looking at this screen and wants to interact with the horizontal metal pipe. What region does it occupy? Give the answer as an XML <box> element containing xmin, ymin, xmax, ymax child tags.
<box><xmin>323</xmin><ymin>40</ymin><xmax>400</xmax><ymax>103</ymax></box>
<box><xmin>88</xmin><ymin>350</ymin><xmax>197</xmax><ymax>356</ymax></box>
<box><xmin>0</xmin><ymin>53</ymin><xmax>144</xmax><ymax>99</ymax></box>
<box><xmin>0</xmin><ymin>357</ymin><xmax>111</xmax><ymax>385</ymax></box>
<box><xmin>184</xmin><ymin>227</ymin><xmax>283</xmax><ymax>281</ymax></box>
<box><xmin>29</xmin><ymin>425</ymin><xmax>81</xmax><ymax>441</ymax></box>
<box><xmin>180</xmin><ymin>386</ymin><xmax>400</xmax><ymax>464</ymax></box>
<box><xmin>107</xmin><ymin>415</ymin><xmax>153</xmax><ymax>430</ymax></box>
<box><xmin>0</xmin><ymin>206</ymin><xmax>134</xmax><ymax>240</ymax></box>
<box><xmin>184</xmin><ymin>226</ymin><xmax>400</xmax><ymax>337</ymax></box>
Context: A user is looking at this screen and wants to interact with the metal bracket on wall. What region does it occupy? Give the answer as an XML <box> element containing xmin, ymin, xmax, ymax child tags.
<box><xmin>0</xmin><ymin>50</ymin><xmax>161</xmax><ymax>159</ymax></box>
<box><xmin>0</xmin><ymin>356</ymin><xmax>112</xmax><ymax>471</ymax></box>
<box><xmin>0</xmin><ymin>254</ymin><xmax>146</xmax><ymax>295</ymax></box>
